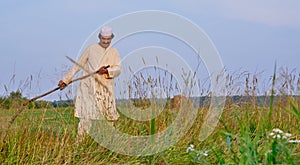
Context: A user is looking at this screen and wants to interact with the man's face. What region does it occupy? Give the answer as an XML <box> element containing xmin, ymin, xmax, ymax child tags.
<box><xmin>99</xmin><ymin>35</ymin><xmax>112</xmax><ymax>48</ymax></box>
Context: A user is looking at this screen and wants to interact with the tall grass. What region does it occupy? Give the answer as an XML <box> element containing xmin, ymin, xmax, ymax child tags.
<box><xmin>0</xmin><ymin>67</ymin><xmax>299</xmax><ymax>164</ymax></box>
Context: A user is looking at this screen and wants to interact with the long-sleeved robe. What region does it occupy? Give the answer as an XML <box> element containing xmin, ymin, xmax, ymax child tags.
<box><xmin>62</xmin><ymin>43</ymin><xmax>121</xmax><ymax>121</ymax></box>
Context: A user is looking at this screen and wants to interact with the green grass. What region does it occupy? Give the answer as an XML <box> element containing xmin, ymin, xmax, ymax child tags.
<box><xmin>0</xmin><ymin>66</ymin><xmax>299</xmax><ymax>164</ymax></box>
<box><xmin>0</xmin><ymin>96</ymin><xmax>299</xmax><ymax>164</ymax></box>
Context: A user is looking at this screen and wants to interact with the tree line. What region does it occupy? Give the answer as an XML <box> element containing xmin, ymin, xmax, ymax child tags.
<box><xmin>0</xmin><ymin>90</ymin><xmax>73</xmax><ymax>109</ymax></box>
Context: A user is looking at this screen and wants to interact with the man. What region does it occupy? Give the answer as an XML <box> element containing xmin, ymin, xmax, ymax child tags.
<box><xmin>58</xmin><ymin>26</ymin><xmax>121</xmax><ymax>136</ymax></box>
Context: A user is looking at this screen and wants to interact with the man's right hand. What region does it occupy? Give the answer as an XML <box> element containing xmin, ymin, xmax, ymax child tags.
<box><xmin>58</xmin><ymin>80</ymin><xmax>67</xmax><ymax>90</ymax></box>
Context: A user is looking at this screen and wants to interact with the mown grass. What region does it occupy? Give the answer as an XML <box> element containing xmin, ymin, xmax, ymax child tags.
<box><xmin>0</xmin><ymin>95</ymin><xmax>299</xmax><ymax>164</ymax></box>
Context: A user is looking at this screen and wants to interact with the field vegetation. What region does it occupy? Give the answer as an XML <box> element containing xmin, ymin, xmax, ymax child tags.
<box><xmin>0</xmin><ymin>67</ymin><xmax>299</xmax><ymax>164</ymax></box>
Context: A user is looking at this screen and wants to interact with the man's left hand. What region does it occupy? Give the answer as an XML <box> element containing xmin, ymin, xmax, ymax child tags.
<box><xmin>97</xmin><ymin>65</ymin><xmax>109</xmax><ymax>75</ymax></box>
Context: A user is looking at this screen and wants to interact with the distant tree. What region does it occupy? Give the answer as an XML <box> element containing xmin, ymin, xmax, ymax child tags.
<box><xmin>9</xmin><ymin>90</ymin><xmax>23</xmax><ymax>99</ymax></box>
<box><xmin>34</xmin><ymin>100</ymin><xmax>52</xmax><ymax>109</ymax></box>
<box><xmin>132</xmin><ymin>98</ymin><xmax>151</xmax><ymax>109</ymax></box>
<box><xmin>51</xmin><ymin>100</ymin><xmax>74</xmax><ymax>108</ymax></box>
<box><xmin>3</xmin><ymin>90</ymin><xmax>27</xmax><ymax>109</ymax></box>
<box><xmin>1</xmin><ymin>90</ymin><xmax>54</xmax><ymax>109</ymax></box>
<box><xmin>0</xmin><ymin>97</ymin><xmax>10</xmax><ymax>109</ymax></box>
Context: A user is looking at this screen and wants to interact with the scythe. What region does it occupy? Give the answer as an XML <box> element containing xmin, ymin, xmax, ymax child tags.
<box><xmin>4</xmin><ymin>56</ymin><xmax>109</xmax><ymax>138</ymax></box>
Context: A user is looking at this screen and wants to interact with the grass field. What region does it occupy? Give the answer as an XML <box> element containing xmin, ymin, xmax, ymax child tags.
<box><xmin>0</xmin><ymin>95</ymin><xmax>299</xmax><ymax>164</ymax></box>
<box><xmin>0</xmin><ymin>68</ymin><xmax>299</xmax><ymax>164</ymax></box>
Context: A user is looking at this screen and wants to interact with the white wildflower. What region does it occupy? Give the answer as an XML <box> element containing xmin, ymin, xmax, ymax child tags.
<box><xmin>288</xmin><ymin>140</ymin><xmax>300</xmax><ymax>143</ymax></box>
<box><xmin>269</xmin><ymin>132</ymin><xmax>275</xmax><ymax>136</ymax></box>
<box><xmin>269</xmin><ymin>128</ymin><xmax>292</xmax><ymax>139</ymax></box>
<box><xmin>186</xmin><ymin>144</ymin><xmax>195</xmax><ymax>153</ymax></box>
<box><xmin>203</xmin><ymin>151</ymin><xmax>209</xmax><ymax>157</ymax></box>
<box><xmin>272</xmin><ymin>128</ymin><xmax>283</xmax><ymax>134</ymax></box>
<box><xmin>282</xmin><ymin>133</ymin><xmax>292</xmax><ymax>139</ymax></box>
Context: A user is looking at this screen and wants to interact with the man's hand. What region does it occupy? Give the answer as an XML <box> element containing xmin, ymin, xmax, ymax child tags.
<box><xmin>97</xmin><ymin>65</ymin><xmax>110</xmax><ymax>75</ymax></box>
<box><xmin>58</xmin><ymin>80</ymin><xmax>67</xmax><ymax>90</ymax></box>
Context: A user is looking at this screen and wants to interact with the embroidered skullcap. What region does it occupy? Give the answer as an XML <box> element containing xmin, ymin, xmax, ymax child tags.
<box><xmin>100</xmin><ymin>26</ymin><xmax>113</xmax><ymax>36</ymax></box>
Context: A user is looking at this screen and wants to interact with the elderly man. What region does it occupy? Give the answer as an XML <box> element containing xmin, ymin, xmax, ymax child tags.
<box><xmin>58</xmin><ymin>26</ymin><xmax>121</xmax><ymax>136</ymax></box>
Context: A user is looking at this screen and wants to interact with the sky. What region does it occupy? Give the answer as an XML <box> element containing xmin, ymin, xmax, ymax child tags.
<box><xmin>0</xmin><ymin>0</ymin><xmax>299</xmax><ymax>100</ymax></box>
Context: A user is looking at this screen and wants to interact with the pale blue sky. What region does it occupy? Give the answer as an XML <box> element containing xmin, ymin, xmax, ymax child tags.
<box><xmin>0</xmin><ymin>1</ymin><xmax>299</xmax><ymax>100</ymax></box>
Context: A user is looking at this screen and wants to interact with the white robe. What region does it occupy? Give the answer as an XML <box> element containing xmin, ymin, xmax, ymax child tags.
<box><xmin>62</xmin><ymin>43</ymin><xmax>121</xmax><ymax>121</ymax></box>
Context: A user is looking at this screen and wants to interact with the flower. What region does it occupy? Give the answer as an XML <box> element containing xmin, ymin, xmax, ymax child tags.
<box><xmin>186</xmin><ymin>144</ymin><xmax>195</xmax><ymax>153</ymax></box>
<box><xmin>288</xmin><ymin>140</ymin><xmax>300</xmax><ymax>143</ymax></box>
<box><xmin>282</xmin><ymin>133</ymin><xmax>292</xmax><ymax>139</ymax></box>
<box><xmin>272</xmin><ymin>128</ymin><xmax>283</xmax><ymax>134</ymax></box>
<box><xmin>268</xmin><ymin>128</ymin><xmax>292</xmax><ymax>139</ymax></box>
<box><xmin>203</xmin><ymin>150</ymin><xmax>209</xmax><ymax>157</ymax></box>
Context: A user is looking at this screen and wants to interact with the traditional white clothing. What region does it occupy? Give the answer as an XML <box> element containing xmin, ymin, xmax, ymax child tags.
<box><xmin>62</xmin><ymin>43</ymin><xmax>121</xmax><ymax>122</ymax></box>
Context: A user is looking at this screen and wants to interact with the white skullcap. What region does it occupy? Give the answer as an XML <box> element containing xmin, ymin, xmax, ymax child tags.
<box><xmin>100</xmin><ymin>26</ymin><xmax>113</xmax><ymax>36</ymax></box>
